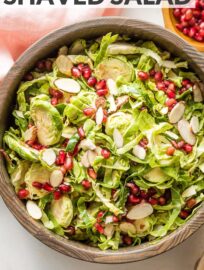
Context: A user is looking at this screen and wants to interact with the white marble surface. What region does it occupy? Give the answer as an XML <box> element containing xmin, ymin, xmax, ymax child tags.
<box><xmin>1</xmin><ymin>8</ymin><xmax>204</xmax><ymax>270</ymax></box>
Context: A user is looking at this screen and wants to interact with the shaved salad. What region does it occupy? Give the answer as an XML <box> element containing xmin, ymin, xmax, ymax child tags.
<box><xmin>2</xmin><ymin>33</ymin><xmax>204</xmax><ymax>250</ymax></box>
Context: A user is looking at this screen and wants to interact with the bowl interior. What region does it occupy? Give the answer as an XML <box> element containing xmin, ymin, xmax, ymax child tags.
<box><xmin>0</xmin><ymin>17</ymin><xmax>204</xmax><ymax>264</ymax></box>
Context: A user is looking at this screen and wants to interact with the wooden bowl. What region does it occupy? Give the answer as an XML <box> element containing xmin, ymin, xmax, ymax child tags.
<box><xmin>0</xmin><ymin>17</ymin><xmax>204</xmax><ymax>264</ymax></box>
<box><xmin>162</xmin><ymin>8</ymin><xmax>204</xmax><ymax>52</ymax></box>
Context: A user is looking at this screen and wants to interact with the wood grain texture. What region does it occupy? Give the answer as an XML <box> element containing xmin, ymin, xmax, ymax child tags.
<box><xmin>0</xmin><ymin>17</ymin><xmax>204</xmax><ymax>264</ymax></box>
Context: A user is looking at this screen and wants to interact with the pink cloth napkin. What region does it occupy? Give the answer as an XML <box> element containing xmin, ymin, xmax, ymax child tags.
<box><xmin>0</xmin><ymin>7</ymin><xmax>121</xmax><ymax>81</ymax></box>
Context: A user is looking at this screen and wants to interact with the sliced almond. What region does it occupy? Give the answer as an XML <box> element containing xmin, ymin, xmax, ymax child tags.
<box><xmin>107</xmin><ymin>78</ymin><xmax>118</xmax><ymax>95</ymax></box>
<box><xmin>193</xmin><ymin>83</ymin><xmax>203</xmax><ymax>102</ymax></box>
<box><xmin>54</xmin><ymin>78</ymin><xmax>80</xmax><ymax>94</ymax></box>
<box><xmin>190</xmin><ymin>116</ymin><xmax>200</xmax><ymax>134</ymax></box>
<box><xmin>95</xmin><ymin>107</ymin><xmax>104</xmax><ymax>125</ymax></box>
<box><xmin>127</xmin><ymin>203</ymin><xmax>153</xmax><ymax>220</ymax></box>
<box><xmin>113</xmin><ymin>128</ymin><xmax>124</xmax><ymax>149</ymax></box>
<box><xmin>169</xmin><ymin>102</ymin><xmax>185</xmax><ymax>124</ymax></box>
<box><xmin>50</xmin><ymin>170</ymin><xmax>64</xmax><ymax>187</ymax></box>
<box><xmin>24</xmin><ymin>126</ymin><xmax>37</xmax><ymax>142</ymax></box>
<box><xmin>79</xmin><ymin>139</ymin><xmax>96</xmax><ymax>151</ymax></box>
<box><xmin>26</xmin><ymin>200</ymin><xmax>42</xmax><ymax>220</ymax></box>
<box><xmin>160</xmin><ymin>107</ymin><xmax>168</xmax><ymax>115</ymax></box>
<box><xmin>178</xmin><ymin>119</ymin><xmax>196</xmax><ymax>145</ymax></box>
<box><xmin>182</xmin><ymin>185</ymin><xmax>197</xmax><ymax>198</ymax></box>
<box><xmin>80</xmin><ymin>151</ymin><xmax>90</xmax><ymax>168</ymax></box>
<box><xmin>41</xmin><ymin>149</ymin><xmax>56</xmax><ymax>166</ymax></box>
<box><xmin>116</xmin><ymin>95</ymin><xmax>129</xmax><ymax>110</ymax></box>
<box><xmin>119</xmin><ymin>222</ymin><xmax>136</xmax><ymax>234</ymax></box>
<box><xmin>105</xmin><ymin>215</ymin><xmax>114</xmax><ymax>224</ymax></box>
<box><xmin>107</xmin><ymin>95</ymin><xmax>117</xmax><ymax>113</ymax></box>
<box><xmin>55</xmin><ymin>55</ymin><xmax>73</xmax><ymax>76</ymax></box>
<box><xmin>87</xmin><ymin>150</ymin><xmax>97</xmax><ymax>166</ymax></box>
<box><xmin>132</xmin><ymin>145</ymin><xmax>146</xmax><ymax>160</ymax></box>
<box><xmin>104</xmin><ymin>224</ymin><xmax>115</xmax><ymax>239</ymax></box>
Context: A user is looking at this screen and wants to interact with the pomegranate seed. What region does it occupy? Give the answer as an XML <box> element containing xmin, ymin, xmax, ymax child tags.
<box><xmin>166</xmin><ymin>146</ymin><xmax>175</xmax><ymax>156</ymax></box>
<box><xmin>71</xmin><ymin>67</ymin><xmax>81</xmax><ymax>78</ymax></box>
<box><xmin>52</xmin><ymin>90</ymin><xmax>63</xmax><ymax>99</ymax></box>
<box><xmin>186</xmin><ymin>198</ymin><xmax>196</xmax><ymax>209</ymax></box>
<box><xmin>82</xmin><ymin>67</ymin><xmax>91</xmax><ymax>80</ymax></box>
<box><xmin>43</xmin><ymin>183</ymin><xmax>54</xmax><ymax>192</ymax></box>
<box><xmin>58</xmin><ymin>150</ymin><xmax>66</xmax><ymax>165</ymax></box>
<box><xmin>182</xmin><ymin>79</ymin><xmax>191</xmax><ymax>86</ymax></box>
<box><xmin>18</xmin><ymin>189</ymin><xmax>29</xmax><ymax>199</ymax></box>
<box><xmin>148</xmin><ymin>197</ymin><xmax>158</xmax><ymax>205</ymax></box>
<box><xmin>45</xmin><ymin>60</ymin><xmax>53</xmax><ymax>72</ymax></box>
<box><xmin>127</xmin><ymin>183</ymin><xmax>140</xmax><ymax>195</ymax></box>
<box><xmin>32</xmin><ymin>144</ymin><xmax>44</xmax><ymax>150</ymax></box>
<box><xmin>32</xmin><ymin>181</ymin><xmax>43</xmax><ymax>189</ymax></box>
<box><xmin>96</xmin><ymin>88</ymin><xmax>109</xmax><ymax>96</ymax></box>
<box><xmin>101</xmin><ymin>148</ymin><xmax>111</xmax><ymax>159</ymax></box>
<box><xmin>53</xmin><ymin>190</ymin><xmax>62</xmax><ymax>200</ymax></box>
<box><xmin>177</xmin><ymin>141</ymin><xmax>185</xmax><ymax>149</ymax></box>
<box><xmin>171</xmin><ymin>140</ymin><xmax>178</xmax><ymax>149</ymax></box>
<box><xmin>189</xmin><ymin>17</ymin><xmax>196</xmax><ymax>26</ymax></box>
<box><xmin>127</xmin><ymin>194</ymin><xmax>141</xmax><ymax>205</ymax></box>
<box><xmin>122</xmin><ymin>235</ymin><xmax>132</xmax><ymax>246</ymax></box>
<box><xmin>154</xmin><ymin>71</ymin><xmax>163</xmax><ymax>82</ymax></box>
<box><xmin>200</xmin><ymin>22</ymin><xmax>204</xmax><ymax>29</ymax></box>
<box><xmin>156</xmin><ymin>81</ymin><xmax>166</xmax><ymax>91</ymax></box>
<box><xmin>77</xmin><ymin>127</ymin><xmax>85</xmax><ymax>139</ymax></box>
<box><xmin>140</xmin><ymin>190</ymin><xmax>149</xmax><ymax>199</ymax></box>
<box><xmin>24</xmin><ymin>73</ymin><xmax>33</xmax><ymax>81</ymax></box>
<box><xmin>95</xmin><ymin>80</ymin><xmax>106</xmax><ymax>90</ymax></box>
<box><xmin>82</xmin><ymin>179</ymin><xmax>92</xmax><ymax>190</ymax></box>
<box><xmin>97</xmin><ymin>211</ymin><xmax>104</xmax><ymax>222</ymax></box>
<box><xmin>148</xmin><ymin>187</ymin><xmax>157</xmax><ymax>196</ymax></box>
<box><xmin>193</xmin><ymin>9</ymin><xmax>201</xmax><ymax>18</ymax></box>
<box><xmin>183</xmin><ymin>144</ymin><xmax>193</xmax><ymax>153</ymax></box>
<box><xmin>60</xmin><ymin>166</ymin><xmax>67</xmax><ymax>175</ymax></box>
<box><xmin>138</xmin><ymin>71</ymin><xmax>149</xmax><ymax>81</ymax></box>
<box><xmin>176</xmin><ymin>23</ymin><xmax>183</xmax><ymax>31</ymax></box>
<box><xmin>36</xmin><ymin>60</ymin><xmax>45</xmax><ymax>71</ymax></box>
<box><xmin>102</xmin><ymin>114</ymin><xmax>107</xmax><ymax>123</ymax></box>
<box><xmin>168</xmin><ymin>82</ymin><xmax>176</xmax><ymax>92</ymax></box>
<box><xmin>185</xmin><ymin>9</ymin><xmax>193</xmax><ymax>21</ymax></box>
<box><xmin>164</xmin><ymin>189</ymin><xmax>171</xmax><ymax>201</ymax></box>
<box><xmin>71</xmin><ymin>144</ymin><xmax>79</xmax><ymax>157</ymax></box>
<box><xmin>83</xmin><ymin>107</ymin><xmax>96</xmax><ymax>116</ymax></box>
<box><xmin>88</xmin><ymin>168</ymin><xmax>97</xmax><ymax>179</ymax></box>
<box><xmin>95</xmin><ymin>223</ymin><xmax>104</xmax><ymax>234</ymax></box>
<box><xmin>189</xmin><ymin>27</ymin><xmax>197</xmax><ymax>38</ymax></box>
<box><xmin>199</xmin><ymin>28</ymin><xmax>204</xmax><ymax>38</ymax></box>
<box><xmin>59</xmin><ymin>184</ymin><xmax>71</xmax><ymax>193</ymax></box>
<box><xmin>166</xmin><ymin>90</ymin><xmax>176</xmax><ymax>99</ymax></box>
<box><xmin>77</xmin><ymin>63</ymin><xmax>85</xmax><ymax>71</ymax></box>
<box><xmin>26</xmin><ymin>140</ymin><xmax>35</xmax><ymax>147</ymax></box>
<box><xmin>173</xmin><ymin>8</ymin><xmax>181</xmax><ymax>18</ymax></box>
<box><xmin>67</xmin><ymin>226</ymin><xmax>76</xmax><ymax>235</ymax></box>
<box><xmin>55</xmin><ymin>156</ymin><xmax>61</xmax><ymax>166</ymax></box>
<box><xmin>179</xmin><ymin>210</ymin><xmax>189</xmax><ymax>219</ymax></box>
<box><xmin>179</xmin><ymin>87</ymin><xmax>187</xmax><ymax>94</ymax></box>
<box><xmin>158</xmin><ymin>196</ymin><xmax>166</xmax><ymax>206</ymax></box>
<box><xmin>165</xmin><ymin>98</ymin><xmax>177</xmax><ymax>107</ymax></box>
<box><xmin>64</xmin><ymin>156</ymin><xmax>73</xmax><ymax>171</ymax></box>
<box><xmin>149</xmin><ymin>69</ymin><xmax>156</xmax><ymax>76</ymax></box>
<box><xmin>87</xmin><ymin>76</ymin><xmax>97</xmax><ymax>87</ymax></box>
<box><xmin>195</xmin><ymin>32</ymin><xmax>203</xmax><ymax>41</ymax></box>
<box><xmin>113</xmin><ymin>216</ymin><xmax>119</xmax><ymax>223</ymax></box>
<box><xmin>51</xmin><ymin>97</ymin><xmax>58</xmax><ymax>106</ymax></box>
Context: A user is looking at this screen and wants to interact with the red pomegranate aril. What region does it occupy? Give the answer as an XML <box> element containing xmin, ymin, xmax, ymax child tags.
<box><xmin>43</xmin><ymin>183</ymin><xmax>54</xmax><ymax>192</ymax></box>
<box><xmin>82</xmin><ymin>67</ymin><xmax>91</xmax><ymax>80</ymax></box>
<box><xmin>102</xmin><ymin>114</ymin><xmax>107</xmax><ymax>123</ymax></box>
<box><xmin>195</xmin><ymin>32</ymin><xmax>203</xmax><ymax>41</ymax></box>
<box><xmin>183</xmin><ymin>28</ymin><xmax>189</xmax><ymax>36</ymax></box>
<box><xmin>96</xmin><ymin>88</ymin><xmax>109</xmax><ymax>96</ymax></box>
<box><xmin>53</xmin><ymin>90</ymin><xmax>63</xmax><ymax>99</ymax></box>
<box><xmin>101</xmin><ymin>148</ymin><xmax>111</xmax><ymax>159</ymax></box>
<box><xmin>122</xmin><ymin>235</ymin><xmax>132</xmax><ymax>246</ymax></box>
<box><xmin>140</xmin><ymin>190</ymin><xmax>149</xmax><ymax>199</ymax></box>
<box><xmin>95</xmin><ymin>223</ymin><xmax>104</xmax><ymax>234</ymax></box>
<box><xmin>87</xmin><ymin>76</ymin><xmax>97</xmax><ymax>87</ymax></box>
<box><xmin>148</xmin><ymin>187</ymin><xmax>157</xmax><ymax>196</ymax></box>
<box><xmin>189</xmin><ymin>27</ymin><xmax>197</xmax><ymax>38</ymax></box>
<box><xmin>200</xmin><ymin>22</ymin><xmax>204</xmax><ymax>29</ymax></box>
<box><xmin>88</xmin><ymin>167</ymin><xmax>97</xmax><ymax>179</ymax></box>
<box><xmin>199</xmin><ymin>28</ymin><xmax>204</xmax><ymax>38</ymax></box>
<box><xmin>77</xmin><ymin>63</ymin><xmax>85</xmax><ymax>71</ymax></box>
<box><xmin>173</xmin><ymin>8</ymin><xmax>181</xmax><ymax>18</ymax></box>
<box><xmin>83</xmin><ymin>107</ymin><xmax>96</xmax><ymax>116</ymax></box>
<box><xmin>36</xmin><ymin>60</ymin><xmax>45</xmax><ymax>71</ymax></box>
<box><xmin>113</xmin><ymin>216</ymin><xmax>119</xmax><ymax>223</ymax></box>
<box><xmin>67</xmin><ymin>226</ymin><xmax>76</xmax><ymax>235</ymax></box>
<box><xmin>156</xmin><ymin>81</ymin><xmax>166</xmax><ymax>91</ymax></box>
<box><xmin>177</xmin><ymin>141</ymin><xmax>185</xmax><ymax>149</ymax></box>
<box><xmin>64</xmin><ymin>156</ymin><xmax>73</xmax><ymax>171</ymax></box>
<box><xmin>183</xmin><ymin>144</ymin><xmax>193</xmax><ymax>153</ymax></box>
<box><xmin>71</xmin><ymin>144</ymin><xmax>79</xmax><ymax>157</ymax></box>
<box><xmin>179</xmin><ymin>210</ymin><xmax>189</xmax><ymax>219</ymax></box>
<box><xmin>18</xmin><ymin>189</ymin><xmax>29</xmax><ymax>199</ymax></box>
<box><xmin>128</xmin><ymin>194</ymin><xmax>141</xmax><ymax>205</ymax></box>
<box><xmin>168</xmin><ymin>82</ymin><xmax>176</xmax><ymax>92</ymax></box>
<box><xmin>95</xmin><ymin>80</ymin><xmax>106</xmax><ymax>90</ymax></box>
<box><xmin>158</xmin><ymin>196</ymin><xmax>166</xmax><ymax>206</ymax></box>
<box><xmin>182</xmin><ymin>79</ymin><xmax>191</xmax><ymax>86</ymax></box>
<box><xmin>164</xmin><ymin>189</ymin><xmax>171</xmax><ymax>201</ymax></box>
<box><xmin>138</xmin><ymin>71</ymin><xmax>149</xmax><ymax>81</ymax></box>
<box><xmin>127</xmin><ymin>183</ymin><xmax>140</xmax><ymax>195</ymax></box>
<box><xmin>176</xmin><ymin>23</ymin><xmax>183</xmax><ymax>31</ymax></box>
<box><xmin>148</xmin><ymin>197</ymin><xmax>158</xmax><ymax>205</ymax></box>
<box><xmin>59</xmin><ymin>184</ymin><xmax>71</xmax><ymax>193</ymax></box>
<box><xmin>154</xmin><ymin>71</ymin><xmax>163</xmax><ymax>81</ymax></box>
<box><xmin>51</xmin><ymin>97</ymin><xmax>58</xmax><ymax>106</ymax></box>
<box><xmin>185</xmin><ymin>9</ymin><xmax>193</xmax><ymax>21</ymax></box>
<box><xmin>78</xmin><ymin>127</ymin><xmax>85</xmax><ymax>140</ymax></box>
<box><xmin>45</xmin><ymin>60</ymin><xmax>53</xmax><ymax>72</ymax></box>
<box><xmin>32</xmin><ymin>181</ymin><xmax>43</xmax><ymax>189</ymax></box>
<box><xmin>165</xmin><ymin>98</ymin><xmax>177</xmax><ymax>107</ymax></box>
<box><xmin>24</xmin><ymin>73</ymin><xmax>34</xmax><ymax>81</ymax></box>
<box><xmin>189</xmin><ymin>16</ymin><xmax>196</xmax><ymax>26</ymax></box>
<box><xmin>186</xmin><ymin>198</ymin><xmax>197</xmax><ymax>209</ymax></box>
<box><xmin>166</xmin><ymin>90</ymin><xmax>176</xmax><ymax>99</ymax></box>
<box><xmin>149</xmin><ymin>69</ymin><xmax>156</xmax><ymax>77</ymax></box>
<box><xmin>193</xmin><ymin>9</ymin><xmax>201</xmax><ymax>18</ymax></box>
<box><xmin>58</xmin><ymin>150</ymin><xmax>66</xmax><ymax>164</ymax></box>
<box><xmin>97</xmin><ymin>211</ymin><xmax>104</xmax><ymax>222</ymax></box>
<box><xmin>166</xmin><ymin>146</ymin><xmax>175</xmax><ymax>156</ymax></box>
<box><xmin>53</xmin><ymin>190</ymin><xmax>62</xmax><ymax>200</ymax></box>
<box><xmin>71</xmin><ymin>67</ymin><xmax>81</xmax><ymax>78</ymax></box>
<box><xmin>82</xmin><ymin>179</ymin><xmax>92</xmax><ymax>190</ymax></box>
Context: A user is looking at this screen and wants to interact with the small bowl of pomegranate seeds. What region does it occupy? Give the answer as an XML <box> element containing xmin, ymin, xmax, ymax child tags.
<box><xmin>163</xmin><ymin>1</ymin><xmax>204</xmax><ymax>52</ymax></box>
<box><xmin>0</xmin><ymin>18</ymin><xmax>204</xmax><ymax>263</ymax></box>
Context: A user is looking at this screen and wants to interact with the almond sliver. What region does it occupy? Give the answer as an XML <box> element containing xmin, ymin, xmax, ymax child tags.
<box><xmin>169</xmin><ymin>102</ymin><xmax>185</xmax><ymax>124</ymax></box>
<box><xmin>193</xmin><ymin>83</ymin><xmax>203</xmax><ymax>102</ymax></box>
<box><xmin>178</xmin><ymin>119</ymin><xmax>196</xmax><ymax>145</ymax></box>
<box><xmin>54</xmin><ymin>78</ymin><xmax>81</xmax><ymax>94</ymax></box>
<box><xmin>26</xmin><ymin>200</ymin><xmax>42</xmax><ymax>220</ymax></box>
<box><xmin>42</xmin><ymin>149</ymin><xmax>56</xmax><ymax>166</ymax></box>
<box><xmin>132</xmin><ymin>145</ymin><xmax>146</xmax><ymax>160</ymax></box>
<box><xmin>190</xmin><ymin>116</ymin><xmax>199</xmax><ymax>134</ymax></box>
<box><xmin>50</xmin><ymin>170</ymin><xmax>64</xmax><ymax>187</ymax></box>
<box><xmin>113</xmin><ymin>128</ymin><xmax>123</xmax><ymax>149</ymax></box>
<box><xmin>127</xmin><ymin>203</ymin><xmax>153</xmax><ymax>220</ymax></box>
<box><xmin>95</xmin><ymin>107</ymin><xmax>104</xmax><ymax>125</ymax></box>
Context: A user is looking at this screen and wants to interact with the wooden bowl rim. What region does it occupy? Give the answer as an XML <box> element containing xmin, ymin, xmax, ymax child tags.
<box><xmin>162</xmin><ymin>8</ymin><xmax>204</xmax><ymax>52</ymax></box>
<box><xmin>0</xmin><ymin>17</ymin><xmax>204</xmax><ymax>264</ymax></box>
